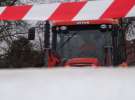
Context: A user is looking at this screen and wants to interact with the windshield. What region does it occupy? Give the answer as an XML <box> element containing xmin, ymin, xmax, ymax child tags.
<box><xmin>56</xmin><ymin>25</ymin><xmax>112</xmax><ymax>65</ymax></box>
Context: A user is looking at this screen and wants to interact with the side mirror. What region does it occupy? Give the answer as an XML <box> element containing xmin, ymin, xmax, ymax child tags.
<box><xmin>28</xmin><ymin>27</ymin><xmax>35</xmax><ymax>40</ymax></box>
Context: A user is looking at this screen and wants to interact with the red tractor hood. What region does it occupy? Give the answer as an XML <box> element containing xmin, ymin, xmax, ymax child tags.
<box><xmin>64</xmin><ymin>58</ymin><xmax>100</xmax><ymax>67</ymax></box>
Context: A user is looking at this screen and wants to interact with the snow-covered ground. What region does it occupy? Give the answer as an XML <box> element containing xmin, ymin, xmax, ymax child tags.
<box><xmin>0</xmin><ymin>67</ymin><xmax>135</xmax><ymax>100</ymax></box>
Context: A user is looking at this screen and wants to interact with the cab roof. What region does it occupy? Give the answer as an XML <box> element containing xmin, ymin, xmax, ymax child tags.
<box><xmin>52</xmin><ymin>19</ymin><xmax>119</xmax><ymax>26</ymax></box>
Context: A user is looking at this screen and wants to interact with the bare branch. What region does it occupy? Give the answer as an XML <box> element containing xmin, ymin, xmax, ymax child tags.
<box><xmin>9</xmin><ymin>0</ymin><xmax>18</xmax><ymax>6</ymax></box>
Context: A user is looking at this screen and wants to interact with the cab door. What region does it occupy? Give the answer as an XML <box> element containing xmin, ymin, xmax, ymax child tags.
<box><xmin>125</xmin><ymin>21</ymin><xmax>135</xmax><ymax>65</ymax></box>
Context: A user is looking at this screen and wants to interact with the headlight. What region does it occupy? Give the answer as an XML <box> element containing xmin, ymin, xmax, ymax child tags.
<box><xmin>100</xmin><ymin>24</ymin><xmax>107</xmax><ymax>29</ymax></box>
<box><xmin>60</xmin><ymin>26</ymin><xmax>67</xmax><ymax>30</ymax></box>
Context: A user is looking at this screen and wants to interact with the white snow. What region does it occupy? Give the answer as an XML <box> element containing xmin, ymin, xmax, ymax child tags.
<box><xmin>0</xmin><ymin>67</ymin><xmax>135</xmax><ymax>100</ymax></box>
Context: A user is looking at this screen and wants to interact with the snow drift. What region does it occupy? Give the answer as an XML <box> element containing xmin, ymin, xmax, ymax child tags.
<box><xmin>0</xmin><ymin>67</ymin><xmax>135</xmax><ymax>100</ymax></box>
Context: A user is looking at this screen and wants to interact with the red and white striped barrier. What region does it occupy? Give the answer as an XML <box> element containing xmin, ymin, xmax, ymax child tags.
<box><xmin>0</xmin><ymin>0</ymin><xmax>134</xmax><ymax>21</ymax></box>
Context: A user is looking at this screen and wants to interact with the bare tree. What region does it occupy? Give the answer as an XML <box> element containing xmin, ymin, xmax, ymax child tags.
<box><xmin>0</xmin><ymin>0</ymin><xmax>19</xmax><ymax>6</ymax></box>
<box><xmin>17</xmin><ymin>0</ymin><xmax>80</xmax><ymax>5</ymax></box>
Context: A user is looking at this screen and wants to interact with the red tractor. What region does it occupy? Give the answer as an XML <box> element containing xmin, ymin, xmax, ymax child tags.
<box><xmin>28</xmin><ymin>18</ymin><xmax>135</xmax><ymax>67</ymax></box>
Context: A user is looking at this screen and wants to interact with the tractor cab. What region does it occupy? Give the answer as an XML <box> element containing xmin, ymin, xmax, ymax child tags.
<box><xmin>39</xmin><ymin>19</ymin><xmax>127</xmax><ymax>67</ymax></box>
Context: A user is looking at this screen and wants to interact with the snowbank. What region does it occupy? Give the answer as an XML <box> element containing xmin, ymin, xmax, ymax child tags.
<box><xmin>0</xmin><ymin>67</ymin><xmax>135</xmax><ymax>100</ymax></box>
